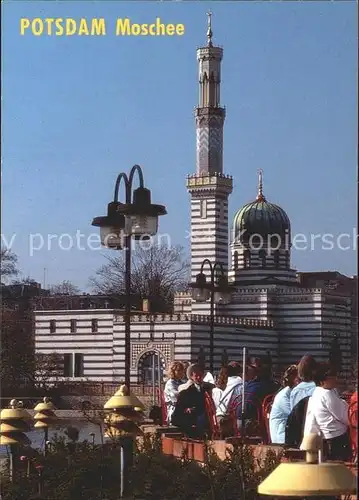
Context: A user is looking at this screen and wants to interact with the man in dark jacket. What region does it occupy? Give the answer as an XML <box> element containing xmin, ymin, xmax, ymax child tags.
<box><xmin>242</xmin><ymin>359</ymin><xmax>280</xmax><ymax>420</ymax></box>
<box><xmin>171</xmin><ymin>363</ymin><xmax>213</xmax><ymax>438</ymax></box>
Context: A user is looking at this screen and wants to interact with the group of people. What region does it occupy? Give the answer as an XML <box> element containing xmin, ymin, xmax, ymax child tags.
<box><xmin>163</xmin><ymin>355</ymin><xmax>280</xmax><ymax>438</ymax></box>
<box><xmin>163</xmin><ymin>354</ymin><xmax>357</xmax><ymax>461</ymax></box>
<box><xmin>270</xmin><ymin>355</ymin><xmax>356</xmax><ymax>461</ymax></box>
<box><xmin>163</xmin><ymin>361</ymin><xmax>213</xmax><ymax>438</ymax></box>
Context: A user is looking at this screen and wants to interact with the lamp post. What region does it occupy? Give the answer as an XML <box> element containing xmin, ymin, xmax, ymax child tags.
<box><xmin>104</xmin><ymin>385</ymin><xmax>145</xmax><ymax>497</ymax></box>
<box><xmin>92</xmin><ymin>165</ymin><xmax>166</xmax><ymax>388</ymax></box>
<box><xmin>190</xmin><ymin>259</ymin><xmax>232</xmax><ymax>373</ymax></box>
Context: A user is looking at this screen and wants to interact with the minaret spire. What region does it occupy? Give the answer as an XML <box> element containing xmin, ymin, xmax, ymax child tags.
<box><xmin>256</xmin><ymin>169</ymin><xmax>266</xmax><ymax>202</ymax></box>
<box><xmin>195</xmin><ymin>13</ymin><xmax>225</xmax><ymax>175</ymax></box>
<box><xmin>207</xmin><ymin>11</ymin><xmax>213</xmax><ymax>46</ymax></box>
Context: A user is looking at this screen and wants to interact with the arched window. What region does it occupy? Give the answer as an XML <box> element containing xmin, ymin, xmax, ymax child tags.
<box><xmin>274</xmin><ymin>251</ymin><xmax>280</xmax><ymax>269</ymax></box>
<box><xmin>243</xmin><ymin>250</ymin><xmax>251</xmax><ymax>269</ymax></box>
<box><xmin>202</xmin><ymin>72</ymin><xmax>208</xmax><ymax>106</ymax></box>
<box><xmin>258</xmin><ymin>249</ymin><xmax>266</xmax><ymax>268</ymax></box>
<box><xmin>200</xmin><ymin>199</ymin><xmax>207</xmax><ymax>219</ymax></box>
<box><xmin>138</xmin><ymin>351</ymin><xmax>164</xmax><ymax>385</ymax></box>
<box><xmin>285</xmin><ymin>251</ymin><xmax>290</xmax><ymax>269</ymax></box>
<box><xmin>234</xmin><ymin>251</ymin><xmax>239</xmax><ymax>270</ymax></box>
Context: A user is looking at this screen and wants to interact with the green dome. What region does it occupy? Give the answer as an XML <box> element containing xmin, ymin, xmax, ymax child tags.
<box><xmin>233</xmin><ymin>172</ymin><xmax>290</xmax><ymax>247</ymax></box>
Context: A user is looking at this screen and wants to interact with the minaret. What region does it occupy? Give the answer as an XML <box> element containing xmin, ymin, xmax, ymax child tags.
<box><xmin>187</xmin><ymin>13</ymin><xmax>233</xmax><ymax>312</ymax></box>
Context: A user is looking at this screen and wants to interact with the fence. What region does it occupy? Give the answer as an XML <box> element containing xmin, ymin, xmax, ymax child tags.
<box><xmin>52</xmin><ymin>382</ymin><xmax>161</xmax><ymax>396</ymax></box>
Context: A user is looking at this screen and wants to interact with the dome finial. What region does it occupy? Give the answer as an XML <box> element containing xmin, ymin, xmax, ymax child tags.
<box><xmin>206</xmin><ymin>11</ymin><xmax>213</xmax><ymax>46</ymax></box>
<box><xmin>256</xmin><ymin>169</ymin><xmax>266</xmax><ymax>202</ymax></box>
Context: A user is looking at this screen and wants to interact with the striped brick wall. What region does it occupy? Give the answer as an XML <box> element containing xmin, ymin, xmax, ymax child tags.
<box><xmin>35</xmin><ymin>310</ymin><xmax>278</xmax><ymax>383</ymax></box>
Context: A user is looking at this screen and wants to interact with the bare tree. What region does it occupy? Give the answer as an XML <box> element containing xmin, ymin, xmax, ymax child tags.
<box><xmin>49</xmin><ymin>280</ymin><xmax>81</xmax><ymax>295</ymax></box>
<box><xmin>81</xmin><ymin>402</ymin><xmax>105</xmax><ymax>446</ymax></box>
<box><xmin>1</xmin><ymin>247</ymin><xmax>19</xmax><ymax>282</ymax></box>
<box><xmin>12</xmin><ymin>275</ymin><xmax>38</xmax><ymax>286</ymax></box>
<box><xmin>11</xmin><ymin>352</ymin><xmax>63</xmax><ymax>391</ymax></box>
<box><xmin>1</xmin><ymin>305</ymin><xmax>61</xmax><ymax>392</ymax></box>
<box><xmin>89</xmin><ymin>243</ymin><xmax>190</xmax><ymax>308</ymax></box>
<box><xmin>32</xmin><ymin>352</ymin><xmax>63</xmax><ymax>391</ymax></box>
<box><xmin>1</xmin><ymin>307</ymin><xmax>34</xmax><ymax>391</ymax></box>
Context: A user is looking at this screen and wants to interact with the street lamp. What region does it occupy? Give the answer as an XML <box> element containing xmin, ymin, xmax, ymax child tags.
<box><xmin>190</xmin><ymin>259</ymin><xmax>232</xmax><ymax>373</ymax></box>
<box><xmin>92</xmin><ymin>165</ymin><xmax>167</xmax><ymax>388</ymax></box>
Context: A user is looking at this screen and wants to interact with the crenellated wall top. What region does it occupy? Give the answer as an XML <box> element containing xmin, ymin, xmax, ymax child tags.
<box><xmin>113</xmin><ymin>313</ymin><xmax>274</xmax><ymax>329</ymax></box>
<box><xmin>187</xmin><ymin>172</ymin><xmax>232</xmax><ymax>180</ymax></box>
<box><xmin>196</xmin><ymin>46</ymin><xmax>223</xmax><ymax>58</ymax></box>
<box><xmin>174</xmin><ymin>291</ymin><xmax>192</xmax><ymax>298</ymax></box>
<box><xmin>186</xmin><ymin>173</ymin><xmax>233</xmax><ymax>190</ymax></box>
<box><xmin>235</xmin><ymin>287</ymin><xmax>322</xmax><ymax>295</ymax></box>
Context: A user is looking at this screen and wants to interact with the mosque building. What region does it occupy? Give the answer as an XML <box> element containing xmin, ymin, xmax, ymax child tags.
<box><xmin>34</xmin><ymin>16</ymin><xmax>355</xmax><ymax>384</ymax></box>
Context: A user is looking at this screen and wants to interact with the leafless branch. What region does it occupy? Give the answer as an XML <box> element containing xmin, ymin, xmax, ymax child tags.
<box><xmin>88</xmin><ymin>242</ymin><xmax>190</xmax><ymax>308</ymax></box>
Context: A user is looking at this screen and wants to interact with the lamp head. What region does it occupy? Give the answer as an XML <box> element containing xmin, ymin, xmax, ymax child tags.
<box><xmin>190</xmin><ymin>273</ymin><xmax>210</xmax><ymax>302</ymax></box>
<box><xmin>214</xmin><ymin>275</ymin><xmax>232</xmax><ymax>305</ymax></box>
<box><xmin>91</xmin><ymin>202</ymin><xmax>126</xmax><ymax>249</ymax></box>
<box><xmin>116</xmin><ymin>187</ymin><xmax>166</xmax><ymax>240</ymax></box>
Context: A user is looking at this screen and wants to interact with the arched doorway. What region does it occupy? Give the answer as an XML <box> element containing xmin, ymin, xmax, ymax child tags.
<box><xmin>138</xmin><ymin>350</ymin><xmax>165</xmax><ymax>386</ymax></box>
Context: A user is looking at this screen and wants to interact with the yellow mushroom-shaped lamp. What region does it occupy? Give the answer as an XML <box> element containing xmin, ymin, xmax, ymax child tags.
<box><xmin>104</xmin><ymin>385</ymin><xmax>145</xmax><ymax>438</ymax></box>
<box><xmin>33</xmin><ymin>397</ymin><xmax>57</xmax><ymax>430</ymax></box>
<box><xmin>0</xmin><ymin>399</ymin><xmax>32</xmax><ymax>446</ymax></box>
<box><xmin>33</xmin><ymin>397</ymin><xmax>57</xmax><ymax>454</ymax></box>
<box><xmin>104</xmin><ymin>385</ymin><xmax>145</xmax><ymax>411</ymax></box>
<box><xmin>258</xmin><ymin>433</ymin><xmax>356</xmax><ymax>497</ymax></box>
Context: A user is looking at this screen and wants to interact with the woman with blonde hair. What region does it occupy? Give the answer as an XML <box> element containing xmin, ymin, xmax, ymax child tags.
<box><xmin>163</xmin><ymin>361</ymin><xmax>185</xmax><ymax>424</ymax></box>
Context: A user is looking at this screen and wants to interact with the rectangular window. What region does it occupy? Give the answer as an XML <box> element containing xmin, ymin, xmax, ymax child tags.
<box><xmin>200</xmin><ymin>199</ymin><xmax>207</xmax><ymax>219</ymax></box>
<box><xmin>63</xmin><ymin>353</ymin><xmax>73</xmax><ymax>377</ymax></box>
<box><xmin>220</xmin><ymin>201</ymin><xmax>225</xmax><ymax>222</ymax></box>
<box><xmin>50</xmin><ymin>320</ymin><xmax>56</xmax><ymax>333</ymax></box>
<box><xmin>91</xmin><ymin>319</ymin><xmax>98</xmax><ymax>333</ymax></box>
<box><xmin>74</xmin><ymin>353</ymin><xmax>84</xmax><ymax>377</ymax></box>
<box><xmin>70</xmin><ymin>319</ymin><xmax>77</xmax><ymax>333</ymax></box>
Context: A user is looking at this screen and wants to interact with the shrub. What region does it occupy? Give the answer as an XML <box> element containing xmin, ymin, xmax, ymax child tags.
<box><xmin>0</xmin><ymin>434</ymin><xmax>281</xmax><ymax>499</ymax></box>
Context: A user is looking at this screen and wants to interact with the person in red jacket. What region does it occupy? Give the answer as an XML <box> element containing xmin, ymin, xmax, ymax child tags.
<box><xmin>349</xmin><ymin>391</ymin><xmax>357</xmax><ymax>461</ymax></box>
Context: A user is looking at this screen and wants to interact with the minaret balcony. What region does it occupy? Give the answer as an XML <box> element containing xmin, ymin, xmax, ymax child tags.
<box><xmin>195</xmin><ymin>106</ymin><xmax>226</xmax><ymax>118</ymax></box>
<box><xmin>196</xmin><ymin>46</ymin><xmax>223</xmax><ymax>60</ymax></box>
<box><xmin>186</xmin><ymin>173</ymin><xmax>233</xmax><ymax>193</ymax></box>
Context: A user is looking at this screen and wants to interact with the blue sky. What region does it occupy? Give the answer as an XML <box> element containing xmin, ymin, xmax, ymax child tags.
<box><xmin>2</xmin><ymin>1</ymin><xmax>357</xmax><ymax>291</ymax></box>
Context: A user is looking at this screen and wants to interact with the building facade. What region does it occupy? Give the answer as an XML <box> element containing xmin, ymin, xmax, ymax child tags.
<box><xmin>34</xmin><ymin>17</ymin><xmax>356</xmax><ymax>384</ymax></box>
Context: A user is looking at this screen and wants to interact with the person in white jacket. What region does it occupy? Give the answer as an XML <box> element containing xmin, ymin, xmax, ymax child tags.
<box><xmin>163</xmin><ymin>361</ymin><xmax>185</xmax><ymax>425</ymax></box>
<box><xmin>303</xmin><ymin>362</ymin><xmax>351</xmax><ymax>461</ymax></box>
<box><xmin>212</xmin><ymin>366</ymin><xmax>229</xmax><ymax>409</ymax></box>
<box><xmin>216</xmin><ymin>362</ymin><xmax>243</xmax><ymax>418</ymax></box>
